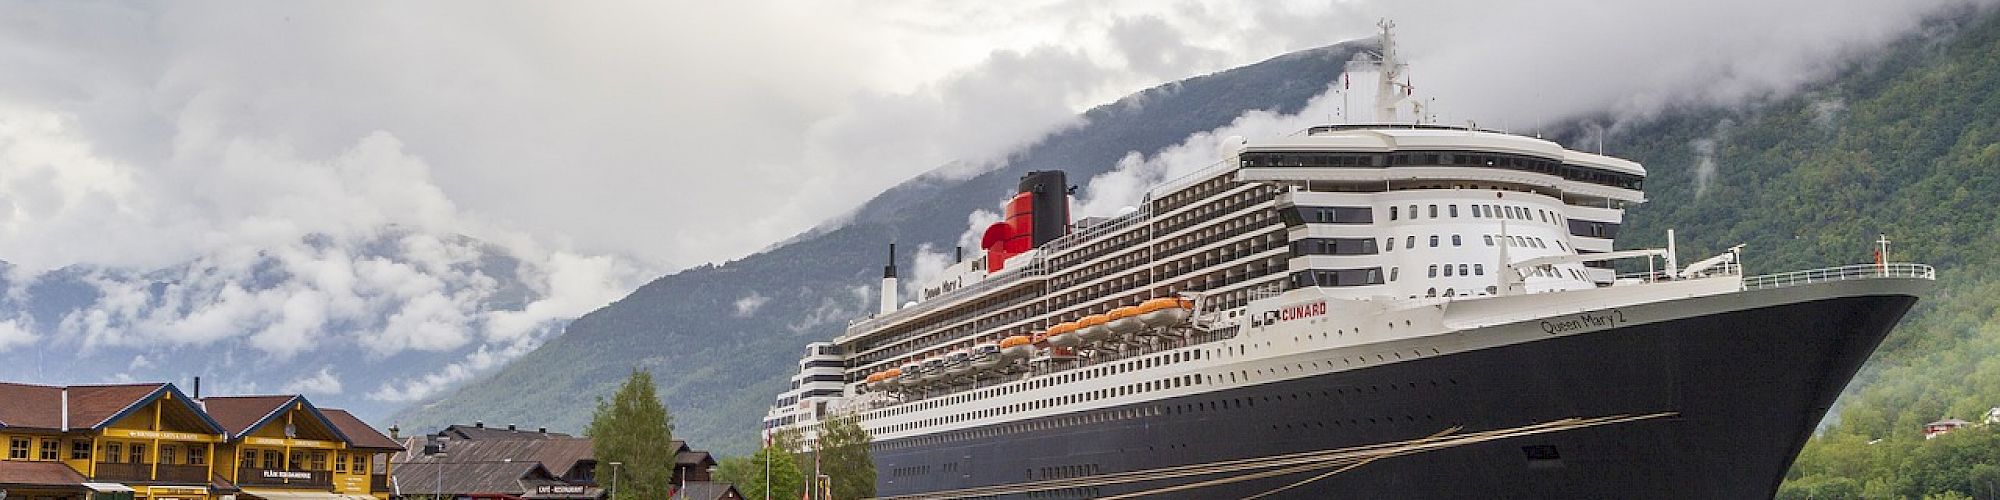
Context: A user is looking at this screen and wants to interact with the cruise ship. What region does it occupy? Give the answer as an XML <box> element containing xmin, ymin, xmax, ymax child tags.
<box><xmin>764</xmin><ymin>22</ymin><xmax>1932</xmax><ymax>499</ymax></box>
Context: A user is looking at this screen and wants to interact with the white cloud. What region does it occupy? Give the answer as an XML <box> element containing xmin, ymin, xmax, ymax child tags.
<box><xmin>281</xmin><ymin>366</ymin><xmax>345</xmax><ymax>395</ymax></box>
<box><xmin>0</xmin><ymin>319</ymin><xmax>34</xmax><ymax>352</ymax></box>
<box><xmin>733</xmin><ymin>291</ymin><xmax>770</xmax><ymax>318</ymax></box>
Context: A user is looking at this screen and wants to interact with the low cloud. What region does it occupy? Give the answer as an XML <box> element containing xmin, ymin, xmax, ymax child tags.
<box><xmin>281</xmin><ymin>366</ymin><xmax>345</xmax><ymax>395</ymax></box>
<box><xmin>733</xmin><ymin>291</ymin><xmax>770</xmax><ymax>318</ymax></box>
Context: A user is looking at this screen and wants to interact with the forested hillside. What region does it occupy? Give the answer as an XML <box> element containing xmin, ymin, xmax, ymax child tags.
<box><xmin>1558</xmin><ymin>7</ymin><xmax>2000</xmax><ymax>497</ymax></box>
<box><xmin>390</xmin><ymin>41</ymin><xmax>1371</xmax><ymax>454</ymax></box>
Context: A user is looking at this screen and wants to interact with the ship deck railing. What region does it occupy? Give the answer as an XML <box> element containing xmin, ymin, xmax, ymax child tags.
<box><xmin>848</xmin><ymin>257</ymin><xmax>1048</xmax><ymax>332</ymax></box>
<box><xmin>1740</xmin><ymin>263</ymin><xmax>1936</xmax><ymax>291</ymax></box>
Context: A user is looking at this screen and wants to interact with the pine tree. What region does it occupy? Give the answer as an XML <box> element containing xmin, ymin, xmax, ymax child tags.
<box><xmin>587</xmin><ymin>369</ymin><xmax>675</xmax><ymax>500</ymax></box>
<box><xmin>813</xmin><ymin>413</ymin><xmax>875</xmax><ymax>500</ymax></box>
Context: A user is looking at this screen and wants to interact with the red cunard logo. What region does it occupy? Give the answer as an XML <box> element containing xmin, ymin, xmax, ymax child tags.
<box><xmin>1279</xmin><ymin>300</ymin><xmax>1327</xmax><ymax>321</ymax></box>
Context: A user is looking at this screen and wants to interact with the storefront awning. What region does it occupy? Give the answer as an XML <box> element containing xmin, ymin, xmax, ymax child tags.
<box><xmin>83</xmin><ymin>483</ymin><xmax>135</xmax><ymax>493</ymax></box>
<box><xmin>238</xmin><ymin>489</ymin><xmax>376</xmax><ymax>500</ymax></box>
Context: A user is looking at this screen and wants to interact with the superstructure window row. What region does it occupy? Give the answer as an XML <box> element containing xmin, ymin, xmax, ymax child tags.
<box><xmin>1290</xmin><ymin>238</ymin><xmax>1379</xmax><ymax>256</ymax></box>
<box><xmin>1279</xmin><ymin>206</ymin><xmax>1372</xmax><ymax>226</ymax></box>
<box><xmin>1287</xmin><ymin>267</ymin><xmax>1386</xmax><ymax>288</ymax></box>
<box><xmin>1239</xmin><ymin>150</ymin><xmax>1642</xmax><ymax>190</ymax></box>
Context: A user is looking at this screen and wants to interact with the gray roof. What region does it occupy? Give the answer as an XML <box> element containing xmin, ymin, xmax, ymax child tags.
<box><xmin>670</xmin><ymin>482</ymin><xmax>740</xmax><ymax>500</ymax></box>
<box><xmin>388</xmin><ymin>461</ymin><xmax>550</xmax><ymax>496</ymax></box>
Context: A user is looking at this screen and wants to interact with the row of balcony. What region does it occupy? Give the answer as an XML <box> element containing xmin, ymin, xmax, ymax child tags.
<box><xmin>88</xmin><ymin>463</ymin><xmax>384</xmax><ymax>489</ymax></box>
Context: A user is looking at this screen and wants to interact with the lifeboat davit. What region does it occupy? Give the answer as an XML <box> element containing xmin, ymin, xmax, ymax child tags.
<box><xmin>1138</xmin><ymin>297</ymin><xmax>1194</xmax><ymax>327</ymax></box>
<box><xmin>1045</xmin><ymin>322</ymin><xmax>1082</xmax><ymax>348</ymax></box>
<box><xmin>944</xmin><ymin>349</ymin><xmax>973</xmax><ymax>377</ymax></box>
<box><xmin>971</xmin><ymin>343</ymin><xmax>1003</xmax><ymax>370</ymax></box>
<box><xmin>1077</xmin><ymin>314</ymin><xmax>1112</xmax><ymax>342</ymax></box>
<box><xmin>898</xmin><ymin>362</ymin><xmax>923</xmax><ymax>386</ymax></box>
<box><xmin>999</xmin><ymin>335</ymin><xmax>1034</xmax><ymax>360</ymax></box>
<box><xmin>1106</xmin><ymin>306</ymin><xmax>1144</xmax><ymax>336</ymax></box>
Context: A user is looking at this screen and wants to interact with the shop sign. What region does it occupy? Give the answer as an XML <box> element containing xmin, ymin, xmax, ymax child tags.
<box><xmin>148</xmin><ymin>486</ymin><xmax>210</xmax><ymax>495</ymax></box>
<box><xmin>102</xmin><ymin>429</ymin><xmax>221</xmax><ymax>442</ymax></box>
<box><xmin>244</xmin><ymin>437</ymin><xmax>341</xmax><ymax>448</ymax></box>
<box><xmin>262</xmin><ymin>471</ymin><xmax>314</xmax><ymax>480</ymax></box>
<box><xmin>534</xmin><ymin>485</ymin><xmax>588</xmax><ymax>495</ymax></box>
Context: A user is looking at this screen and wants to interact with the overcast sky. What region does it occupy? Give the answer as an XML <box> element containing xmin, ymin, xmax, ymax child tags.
<box><xmin>4</xmin><ymin>0</ymin><xmax>1988</xmax><ymax>275</ymax></box>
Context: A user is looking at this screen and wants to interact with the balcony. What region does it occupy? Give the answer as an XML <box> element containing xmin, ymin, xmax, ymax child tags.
<box><xmin>93</xmin><ymin>463</ymin><xmax>151</xmax><ymax>482</ymax></box>
<box><xmin>238</xmin><ymin>468</ymin><xmax>333</xmax><ymax>488</ymax></box>
<box><xmin>155</xmin><ymin>464</ymin><xmax>209</xmax><ymax>483</ymax></box>
<box><xmin>370</xmin><ymin>474</ymin><xmax>389</xmax><ymax>492</ymax></box>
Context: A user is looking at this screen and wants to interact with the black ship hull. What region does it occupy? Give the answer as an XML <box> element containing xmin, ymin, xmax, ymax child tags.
<box><xmin>872</xmin><ymin>292</ymin><xmax>1919</xmax><ymax>499</ymax></box>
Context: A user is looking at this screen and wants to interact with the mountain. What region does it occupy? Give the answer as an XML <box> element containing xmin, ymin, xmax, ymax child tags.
<box><xmin>388</xmin><ymin>41</ymin><xmax>1374</xmax><ymax>453</ymax></box>
<box><xmin>0</xmin><ymin>227</ymin><xmax>587</xmax><ymax>422</ymax></box>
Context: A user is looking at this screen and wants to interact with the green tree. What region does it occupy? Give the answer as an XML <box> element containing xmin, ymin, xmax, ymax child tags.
<box><xmin>812</xmin><ymin>413</ymin><xmax>875</xmax><ymax>500</ymax></box>
<box><xmin>588</xmin><ymin>369</ymin><xmax>676</xmax><ymax>500</ymax></box>
<box><xmin>715</xmin><ymin>445</ymin><xmax>805</xmax><ymax>500</ymax></box>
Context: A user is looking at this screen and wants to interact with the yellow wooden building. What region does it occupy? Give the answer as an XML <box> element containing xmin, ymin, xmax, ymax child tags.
<box><xmin>0</xmin><ymin>382</ymin><xmax>402</xmax><ymax>500</ymax></box>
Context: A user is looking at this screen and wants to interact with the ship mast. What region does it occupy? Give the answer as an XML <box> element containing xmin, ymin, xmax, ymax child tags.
<box><xmin>1346</xmin><ymin>19</ymin><xmax>1412</xmax><ymax>123</ymax></box>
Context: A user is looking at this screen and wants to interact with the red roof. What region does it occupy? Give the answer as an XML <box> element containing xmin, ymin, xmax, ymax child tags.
<box><xmin>198</xmin><ymin>395</ymin><xmax>296</xmax><ymax>436</ymax></box>
<box><xmin>320</xmin><ymin>408</ymin><xmax>405</xmax><ymax>451</ymax></box>
<box><xmin>0</xmin><ymin>460</ymin><xmax>88</xmax><ymax>488</ymax></box>
<box><xmin>0</xmin><ymin>381</ymin><xmax>179</xmax><ymax>430</ymax></box>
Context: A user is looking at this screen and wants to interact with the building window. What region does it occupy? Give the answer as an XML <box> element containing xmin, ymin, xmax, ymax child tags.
<box><xmin>71</xmin><ymin>440</ymin><xmax>90</xmax><ymax>460</ymax></box>
<box><xmin>264</xmin><ymin>450</ymin><xmax>280</xmax><ymax>469</ymax></box>
<box><xmin>335</xmin><ymin>453</ymin><xmax>348</xmax><ymax>472</ymax></box>
<box><xmin>128</xmin><ymin>443</ymin><xmax>145</xmax><ymax>464</ymax></box>
<box><xmin>312</xmin><ymin>451</ymin><xmax>327</xmax><ymax>471</ymax></box>
<box><xmin>160</xmin><ymin>444</ymin><xmax>177</xmax><ymax>465</ymax></box>
<box><xmin>187</xmin><ymin>445</ymin><xmax>206</xmax><ymax>466</ymax></box>
<box><xmin>39</xmin><ymin>439</ymin><xmax>58</xmax><ymax>461</ymax></box>
<box><xmin>106</xmin><ymin>443</ymin><xmax>122</xmax><ymax>463</ymax></box>
<box><xmin>10</xmin><ymin>437</ymin><xmax>30</xmax><ymax>459</ymax></box>
<box><xmin>352</xmin><ymin>454</ymin><xmax>366</xmax><ymax>474</ymax></box>
<box><xmin>241</xmin><ymin>450</ymin><xmax>257</xmax><ymax>469</ymax></box>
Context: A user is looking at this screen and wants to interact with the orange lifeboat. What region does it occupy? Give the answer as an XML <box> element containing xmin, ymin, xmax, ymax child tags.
<box><xmin>1046</xmin><ymin>321</ymin><xmax>1082</xmax><ymax>348</ymax></box>
<box><xmin>1138</xmin><ymin>297</ymin><xmax>1193</xmax><ymax>326</ymax></box>
<box><xmin>1107</xmin><ymin>305</ymin><xmax>1144</xmax><ymax>336</ymax></box>
<box><xmin>999</xmin><ymin>335</ymin><xmax>1035</xmax><ymax>359</ymax></box>
<box><xmin>1078</xmin><ymin>314</ymin><xmax>1112</xmax><ymax>342</ymax></box>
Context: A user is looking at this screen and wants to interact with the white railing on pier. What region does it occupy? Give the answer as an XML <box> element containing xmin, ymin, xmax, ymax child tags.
<box><xmin>1741</xmin><ymin>263</ymin><xmax>1936</xmax><ymax>291</ymax></box>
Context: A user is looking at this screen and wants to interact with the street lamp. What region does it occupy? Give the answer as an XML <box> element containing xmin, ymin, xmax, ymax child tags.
<box><xmin>608</xmin><ymin>462</ymin><xmax>623</xmax><ymax>500</ymax></box>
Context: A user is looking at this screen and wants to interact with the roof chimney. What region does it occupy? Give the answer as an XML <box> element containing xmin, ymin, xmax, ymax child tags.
<box><xmin>389</xmin><ymin>425</ymin><xmax>401</xmax><ymax>440</ymax></box>
<box><xmin>474</xmin><ymin>421</ymin><xmax>484</xmax><ymax>428</ymax></box>
<box><xmin>507</xmin><ymin>424</ymin><xmax>517</xmax><ymax>431</ymax></box>
<box><xmin>538</xmin><ymin>427</ymin><xmax>548</xmax><ymax>434</ymax></box>
<box><xmin>60</xmin><ymin>387</ymin><xmax>70</xmax><ymax>432</ymax></box>
<box><xmin>193</xmin><ymin>376</ymin><xmax>201</xmax><ymax>398</ymax></box>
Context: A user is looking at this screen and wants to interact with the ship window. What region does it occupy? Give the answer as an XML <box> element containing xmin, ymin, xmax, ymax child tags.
<box><xmin>1387</xmin><ymin>238</ymin><xmax>1395</xmax><ymax>251</ymax></box>
<box><xmin>1428</xmin><ymin>205</ymin><xmax>1438</xmax><ymax>218</ymax></box>
<box><xmin>1409</xmin><ymin>205</ymin><xmax>1418</xmax><ymax>218</ymax></box>
<box><xmin>1459</xmin><ymin>264</ymin><xmax>1470</xmax><ymax>276</ymax></box>
<box><xmin>1443</xmin><ymin>265</ymin><xmax>1454</xmax><ymax>277</ymax></box>
<box><xmin>1390</xmin><ymin>267</ymin><xmax>1399</xmax><ymax>281</ymax></box>
<box><xmin>1452</xmin><ymin>235</ymin><xmax>1462</xmax><ymax>246</ymax></box>
<box><xmin>1390</xmin><ymin>206</ymin><xmax>1399</xmax><ymax>220</ymax></box>
<box><xmin>1474</xmin><ymin>264</ymin><xmax>1484</xmax><ymax>275</ymax></box>
<box><xmin>1426</xmin><ymin>288</ymin><xmax>1437</xmax><ymax>297</ymax></box>
<box><xmin>1449</xmin><ymin>205</ymin><xmax>1459</xmax><ymax>217</ymax></box>
<box><xmin>1471</xmin><ymin>205</ymin><xmax>1482</xmax><ymax>217</ymax></box>
<box><xmin>1484</xmin><ymin>235</ymin><xmax>1494</xmax><ymax>246</ymax></box>
<box><xmin>1429</xmin><ymin>235</ymin><xmax>1439</xmax><ymax>247</ymax></box>
<box><xmin>1407</xmin><ymin>236</ymin><xmax>1416</xmax><ymax>248</ymax></box>
<box><xmin>1428</xmin><ymin>265</ymin><xmax>1438</xmax><ymax>278</ymax></box>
